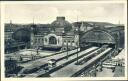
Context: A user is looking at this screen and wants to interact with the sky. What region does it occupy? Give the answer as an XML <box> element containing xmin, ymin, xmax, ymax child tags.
<box><xmin>4</xmin><ymin>2</ymin><xmax>125</xmax><ymax>24</ymax></box>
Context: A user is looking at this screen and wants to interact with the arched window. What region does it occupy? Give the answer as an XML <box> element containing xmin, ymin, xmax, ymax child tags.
<box><xmin>68</xmin><ymin>40</ymin><xmax>70</xmax><ymax>43</ymax></box>
<box><xmin>34</xmin><ymin>38</ymin><xmax>37</xmax><ymax>43</ymax></box>
<box><xmin>49</xmin><ymin>36</ymin><xmax>57</xmax><ymax>44</ymax></box>
<box><xmin>64</xmin><ymin>40</ymin><xmax>66</xmax><ymax>42</ymax></box>
<box><xmin>63</xmin><ymin>40</ymin><xmax>66</xmax><ymax>45</ymax></box>
<box><xmin>38</xmin><ymin>38</ymin><xmax>40</xmax><ymax>43</ymax></box>
<box><xmin>45</xmin><ymin>38</ymin><xmax>47</xmax><ymax>42</ymax></box>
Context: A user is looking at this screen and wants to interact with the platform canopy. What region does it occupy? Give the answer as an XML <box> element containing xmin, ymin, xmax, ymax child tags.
<box><xmin>80</xmin><ymin>28</ymin><xmax>116</xmax><ymax>44</ymax></box>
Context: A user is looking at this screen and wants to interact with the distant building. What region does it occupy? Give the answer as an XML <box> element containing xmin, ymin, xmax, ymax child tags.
<box><xmin>5</xmin><ymin>39</ymin><xmax>26</xmax><ymax>53</ymax></box>
<box><xmin>116</xmin><ymin>24</ymin><xmax>124</xmax><ymax>27</ymax></box>
<box><xmin>6</xmin><ymin>17</ymin><xmax>117</xmax><ymax>51</ymax></box>
<box><xmin>5</xmin><ymin>22</ymin><xmax>27</xmax><ymax>53</ymax></box>
<box><xmin>73</xmin><ymin>21</ymin><xmax>116</xmax><ymax>32</ymax></box>
<box><xmin>30</xmin><ymin>17</ymin><xmax>78</xmax><ymax>51</ymax></box>
<box><xmin>62</xmin><ymin>32</ymin><xmax>79</xmax><ymax>50</ymax></box>
<box><xmin>5</xmin><ymin>30</ymin><xmax>14</xmax><ymax>41</ymax></box>
<box><xmin>30</xmin><ymin>24</ymin><xmax>51</xmax><ymax>49</ymax></box>
<box><xmin>32</xmin><ymin>34</ymin><xmax>44</xmax><ymax>49</ymax></box>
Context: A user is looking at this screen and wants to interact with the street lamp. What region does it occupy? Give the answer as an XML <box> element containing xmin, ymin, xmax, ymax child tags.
<box><xmin>66</xmin><ymin>41</ymin><xmax>69</xmax><ymax>59</ymax></box>
<box><xmin>75</xmin><ymin>22</ymin><xmax>81</xmax><ymax>65</ymax></box>
<box><xmin>36</xmin><ymin>46</ymin><xmax>39</xmax><ymax>55</ymax></box>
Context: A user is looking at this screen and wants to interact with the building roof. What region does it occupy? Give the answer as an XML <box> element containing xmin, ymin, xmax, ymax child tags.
<box><xmin>50</xmin><ymin>30</ymin><xmax>75</xmax><ymax>37</ymax></box>
<box><xmin>73</xmin><ymin>21</ymin><xmax>116</xmax><ymax>28</ymax></box>
<box><xmin>92</xmin><ymin>26</ymin><xmax>124</xmax><ymax>34</ymax></box>
<box><xmin>51</xmin><ymin>17</ymin><xmax>72</xmax><ymax>28</ymax></box>
<box><xmin>80</xmin><ymin>26</ymin><xmax>124</xmax><ymax>44</ymax></box>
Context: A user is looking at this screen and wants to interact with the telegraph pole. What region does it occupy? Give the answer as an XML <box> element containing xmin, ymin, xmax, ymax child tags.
<box><xmin>75</xmin><ymin>21</ymin><xmax>80</xmax><ymax>65</ymax></box>
<box><xmin>67</xmin><ymin>42</ymin><xmax>69</xmax><ymax>59</ymax></box>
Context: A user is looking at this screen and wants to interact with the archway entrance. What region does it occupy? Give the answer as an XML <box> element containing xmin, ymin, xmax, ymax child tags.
<box><xmin>80</xmin><ymin>30</ymin><xmax>116</xmax><ymax>50</ymax></box>
<box><xmin>49</xmin><ymin>36</ymin><xmax>57</xmax><ymax>44</ymax></box>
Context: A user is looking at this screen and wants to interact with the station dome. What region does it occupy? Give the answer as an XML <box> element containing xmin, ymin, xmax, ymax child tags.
<box><xmin>51</xmin><ymin>17</ymin><xmax>72</xmax><ymax>32</ymax></box>
<box><xmin>51</xmin><ymin>17</ymin><xmax>72</xmax><ymax>28</ymax></box>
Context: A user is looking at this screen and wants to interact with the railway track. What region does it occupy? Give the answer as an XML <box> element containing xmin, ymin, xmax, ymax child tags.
<box><xmin>49</xmin><ymin>47</ymin><xmax>111</xmax><ymax>77</ymax></box>
<box><xmin>37</xmin><ymin>47</ymin><xmax>99</xmax><ymax>77</ymax></box>
<box><xmin>21</xmin><ymin>47</ymin><xmax>98</xmax><ymax>77</ymax></box>
<box><xmin>71</xmin><ymin>48</ymin><xmax>113</xmax><ymax>77</ymax></box>
<box><xmin>19</xmin><ymin>45</ymin><xmax>111</xmax><ymax>77</ymax></box>
<box><xmin>75</xmin><ymin>45</ymin><xmax>109</xmax><ymax>65</ymax></box>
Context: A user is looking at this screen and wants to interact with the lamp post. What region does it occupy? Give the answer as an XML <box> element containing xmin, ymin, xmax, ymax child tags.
<box><xmin>36</xmin><ymin>45</ymin><xmax>40</xmax><ymax>55</ymax></box>
<box><xmin>62</xmin><ymin>30</ymin><xmax>69</xmax><ymax>59</ymax></box>
<box><xmin>75</xmin><ymin>22</ymin><xmax>81</xmax><ymax>65</ymax></box>
<box><xmin>67</xmin><ymin>41</ymin><xmax>69</xmax><ymax>59</ymax></box>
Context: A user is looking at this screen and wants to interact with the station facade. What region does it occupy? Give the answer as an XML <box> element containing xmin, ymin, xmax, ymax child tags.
<box><xmin>31</xmin><ymin>17</ymin><xmax>79</xmax><ymax>51</ymax></box>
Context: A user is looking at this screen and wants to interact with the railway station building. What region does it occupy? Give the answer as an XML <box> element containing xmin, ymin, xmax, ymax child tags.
<box><xmin>30</xmin><ymin>17</ymin><xmax>79</xmax><ymax>51</ymax></box>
